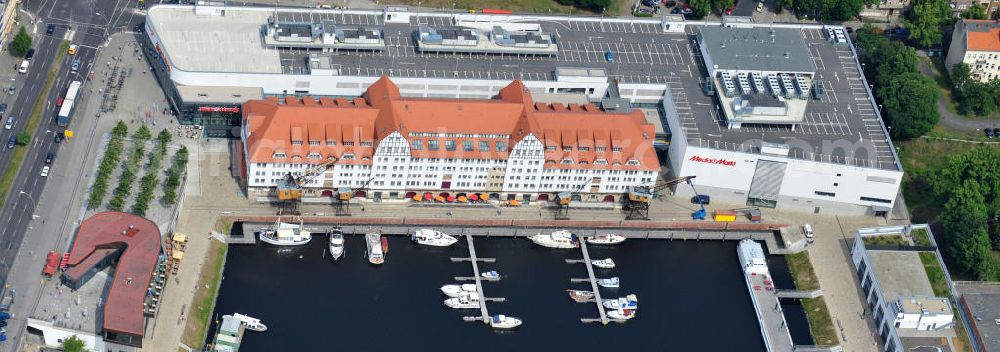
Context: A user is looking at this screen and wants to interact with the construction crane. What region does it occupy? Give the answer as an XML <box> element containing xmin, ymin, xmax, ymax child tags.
<box><xmin>552</xmin><ymin>180</ymin><xmax>591</xmax><ymax>220</ymax></box>
<box><xmin>623</xmin><ymin>176</ymin><xmax>695</xmax><ymax>220</ymax></box>
<box><xmin>275</xmin><ymin>159</ymin><xmax>338</xmax><ymax>215</ymax></box>
<box><xmin>333</xmin><ymin>177</ymin><xmax>374</xmax><ymax>216</ymax></box>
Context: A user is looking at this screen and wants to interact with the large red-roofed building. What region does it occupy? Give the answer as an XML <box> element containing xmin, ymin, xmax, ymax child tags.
<box><xmin>240</xmin><ymin>77</ymin><xmax>659</xmax><ymax>203</ymax></box>
<box><xmin>62</xmin><ymin>212</ymin><xmax>162</xmax><ymax>347</ymax></box>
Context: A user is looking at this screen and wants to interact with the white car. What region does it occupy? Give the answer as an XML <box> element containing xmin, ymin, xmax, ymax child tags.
<box><xmin>40</xmin><ymin>165</ymin><xmax>50</xmax><ymax>177</ymax></box>
<box><xmin>756</xmin><ymin>2</ymin><xmax>764</xmax><ymax>12</ymax></box>
<box><xmin>4</xmin><ymin>116</ymin><xmax>12</xmax><ymax>130</ymax></box>
<box><xmin>803</xmin><ymin>224</ymin><xmax>814</xmax><ymax>238</ymax></box>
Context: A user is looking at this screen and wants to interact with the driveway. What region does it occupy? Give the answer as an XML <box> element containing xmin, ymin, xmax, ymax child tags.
<box><xmin>916</xmin><ymin>59</ymin><xmax>999</xmax><ymax>131</ymax></box>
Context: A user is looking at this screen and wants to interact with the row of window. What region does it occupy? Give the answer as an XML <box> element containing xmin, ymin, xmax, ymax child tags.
<box><xmin>289</xmin><ymin>140</ymin><xmax>370</xmax><ymax>147</ymax></box>
<box><xmin>411</xmin><ymin>139</ymin><xmax>509</xmax><ymax>152</ymax></box>
<box><xmin>545</xmin><ymin>145</ymin><xmax>623</xmax><ymax>153</ymax></box>
<box><xmin>409</xmin><ymin>132</ymin><xmax>510</xmax><ymax>139</ymax></box>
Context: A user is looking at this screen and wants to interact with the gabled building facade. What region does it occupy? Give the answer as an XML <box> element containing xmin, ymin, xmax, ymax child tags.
<box><xmin>240</xmin><ymin>77</ymin><xmax>660</xmax><ymax>203</ymax></box>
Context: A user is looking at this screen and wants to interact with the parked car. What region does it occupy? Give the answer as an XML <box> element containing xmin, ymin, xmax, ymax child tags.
<box><xmin>671</xmin><ymin>7</ymin><xmax>682</xmax><ymax>14</ymax></box>
<box><xmin>605</xmin><ymin>51</ymin><xmax>614</xmax><ymax>62</ymax></box>
<box><xmin>986</xmin><ymin>129</ymin><xmax>995</xmax><ymax>138</ymax></box>
<box><xmin>993</xmin><ymin>128</ymin><xmax>1000</xmax><ymax>137</ymax></box>
<box><xmin>636</xmin><ymin>8</ymin><xmax>653</xmax><ymax>15</ymax></box>
<box><xmin>7</xmin><ymin>85</ymin><xmax>15</xmax><ymax>95</ymax></box>
<box><xmin>664</xmin><ymin>0</ymin><xmax>676</xmax><ymax>6</ymax></box>
<box><xmin>44</xmin><ymin>152</ymin><xmax>53</xmax><ymax>164</ymax></box>
<box><xmin>681</xmin><ymin>7</ymin><xmax>693</xmax><ymax>14</ymax></box>
<box><xmin>56</xmin><ymin>98</ymin><xmax>64</xmax><ymax>107</ymax></box>
<box><xmin>691</xmin><ymin>194</ymin><xmax>711</xmax><ymax>205</ymax></box>
<box><xmin>54</xmin><ymin>132</ymin><xmax>64</xmax><ymax>143</ymax></box>
<box><xmin>71</xmin><ymin>59</ymin><xmax>80</xmax><ymax>72</ymax></box>
<box><xmin>25</xmin><ymin>48</ymin><xmax>35</xmax><ymax>60</ymax></box>
<box><xmin>803</xmin><ymin>224</ymin><xmax>814</xmax><ymax>238</ymax></box>
<box><xmin>0</xmin><ymin>103</ymin><xmax>8</xmax><ymax>116</ymax></box>
<box><xmin>40</xmin><ymin>166</ymin><xmax>50</xmax><ymax>177</ymax></box>
<box><xmin>724</xmin><ymin>6</ymin><xmax>734</xmax><ymax>15</ymax></box>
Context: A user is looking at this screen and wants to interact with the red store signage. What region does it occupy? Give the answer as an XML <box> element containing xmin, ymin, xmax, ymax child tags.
<box><xmin>689</xmin><ymin>155</ymin><xmax>736</xmax><ymax>166</ymax></box>
<box><xmin>198</xmin><ymin>106</ymin><xmax>240</xmax><ymax>113</ymax></box>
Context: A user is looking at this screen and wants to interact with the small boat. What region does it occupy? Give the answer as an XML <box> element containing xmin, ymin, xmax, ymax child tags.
<box><xmin>232</xmin><ymin>313</ymin><xmax>267</xmax><ymax>332</ymax></box>
<box><xmin>566</xmin><ymin>290</ymin><xmax>595</xmax><ymax>302</ymax></box>
<box><xmin>366</xmin><ymin>232</ymin><xmax>384</xmax><ymax>265</ymax></box>
<box><xmin>481</xmin><ymin>270</ymin><xmax>501</xmax><ymax>280</ymax></box>
<box><xmin>441</xmin><ymin>284</ymin><xmax>478</xmax><ymax>298</ymax></box>
<box><xmin>591</xmin><ymin>258</ymin><xmax>616</xmax><ymax>269</ymax></box>
<box><xmin>381</xmin><ymin>236</ymin><xmax>390</xmax><ymax>254</ymax></box>
<box><xmin>528</xmin><ymin>230</ymin><xmax>577</xmax><ymax>249</ymax></box>
<box><xmin>328</xmin><ymin>228</ymin><xmax>344</xmax><ymax>261</ymax></box>
<box><xmin>607</xmin><ymin>309</ymin><xmax>636</xmax><ymax>320</ymax></box>
<box><xmin>597</xmin><ymin>277</ymin><xmax>620</xmax><ymax>288</ymax></box>
<box><xmin>444</xmin><ymin>295</ymin><xmax>480</xmax><ymax>309</ymax></box>
<box><xmin>490</xmin><ymin>315</ymin><xmax>523</xmax><ymax>329</ymax></box>
<box><xmin>411</xmin><ymin>229</ymin><xmax>459</xmax><ymax>247</ymax></box>
<box><xmin>603</xmin><ymin>294</ymin><xmax>638</xmax><ymax>310</ymax></box>
<box><xmin>587</xmin><ymin>234</ymin><xmax>626</xmax><ymax>245</ymax></box>
<box><xmin>258</xmin><ymin>218</ymin><xmax>312</xmax><ymax>246</ymax></box>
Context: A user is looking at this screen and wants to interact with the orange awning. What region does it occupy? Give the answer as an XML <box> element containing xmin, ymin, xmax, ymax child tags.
<box><xmin>457</xmin><ymin>196</ymin><xmax>468</xmax><ymax>203</ymax></box>
<box><xmin>481</xmin><ymin>194</ymin><xmax>490</xmax><ymax>201</ymax></box>
<box><xmin>435</xmin><ymin>195</ymin><xmax>445</xmax><ymax>202</ymax></box>
<box><xmin>412</xmin><ymin>195</ymin><xmax>422</xmax><ymax>201</ymax></box>
<box><xmin>509</xmin><ymin>200</ymin><xmax>521</xmax><ymax>206</ymax></box>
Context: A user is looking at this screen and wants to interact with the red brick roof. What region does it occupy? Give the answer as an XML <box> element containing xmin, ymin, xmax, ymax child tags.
<box><xmin>64</xmin><ymin>212</ymin><xmax>161</xmax><ymax>338</ymax></box>
<box><xmin>243</xmin><ymin>77</ymin><xmax>658</xmax><ymax>171</ymax></box>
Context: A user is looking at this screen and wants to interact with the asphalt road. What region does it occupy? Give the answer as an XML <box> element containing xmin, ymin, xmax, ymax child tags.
<box><xmin>0</xmin><ymin>0</ymin><xmax>143</xmax><ymax>316</ymax></box>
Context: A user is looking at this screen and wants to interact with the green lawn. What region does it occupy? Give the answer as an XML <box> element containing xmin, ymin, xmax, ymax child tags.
<box><xmin>919</xmin><ymin>252</ymin><xmax>950</xmax><ymax>297</ymax></box>
<box><xmin>785</xmin><ymin>252</ymin><xmax>836</xmax><ymax>345</ymax></box>
<box><xmin>911</xmin><ymin>228</ymin><xmax>933</xmax><ymax>247</ymax></box>
<box><xmin>786</xmin><ymin>252</ymin><xmax>819</xmax><ymax>291</ymax></box>
<box><xmin>862</xmin><ymin>235</ymin><xmax>910</xmax><ymax>247</ymax></box>
<box><xmin>182</xmin><ymin>240</ymin><xmax>228</xmax><ymax>348</ymax></box>
<box><xmin>0</xmin><ymin>41</ymin><xmax>68</xmax><ymax>206</ymax></box>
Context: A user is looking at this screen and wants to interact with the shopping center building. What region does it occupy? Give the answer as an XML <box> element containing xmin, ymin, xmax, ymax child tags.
<box><xmin>145</xmin><ymin>4</ymin><xmax>901</xmax><ymax>213</ymax></box>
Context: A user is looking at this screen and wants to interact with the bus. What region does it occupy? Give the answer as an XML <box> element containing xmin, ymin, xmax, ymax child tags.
<box><xmin>57</xmin><ymin>80</ymin><xmax>82</xmax><ymax>126</ymax></box>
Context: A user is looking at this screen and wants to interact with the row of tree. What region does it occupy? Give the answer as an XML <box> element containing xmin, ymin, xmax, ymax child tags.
<box><xmin>162</xmin><ymin>146</ymin><xmax>189</xmax><ymax>205</ymax></box>
<box><xmin>132</xmin><ymin>130</ymin><xmax>173</xmax><ymax>216</ymax></box>
<box><xmin>901</xmin><ymin>0</ymin><xmax>954</xmax><ymax>48</ymax></box>
<box><xmin>949</xmin><ymin>63</ymin><xmax>1000</xmax><ymax>117</ymax></box>
<box><xmin>930</xmin><ymin>146</ymin><xmax>1000</xmax><ymax>280</ymax></box>
<box><xmin>554</xmin><ymin>0</ymin><xmax>613</xmax><ymax>12</ymax></box>
<box><xmin>856</xmin><ymin>26</ymin><xmax>940</xmax><ymax>140</ymax></box>
<box><xmin>87</xmin><ymin>122</ymin><xmax>128</xmax><ymax>209</ymax></box>
<box><xmin>775</xmin><ymin>0</ymin><xmax>878</xmax><ymax>21</ymax></box>
<box><xmin>108</xmin><ymin>126</ymin><xmax>152</xmax><ymax>211</ymax></box>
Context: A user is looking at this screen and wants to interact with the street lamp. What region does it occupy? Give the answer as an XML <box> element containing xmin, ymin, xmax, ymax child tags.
<box><xmin>19</xmin><ymin>191</ymin><xmax>34</xmax><ymax>204</ymax></box>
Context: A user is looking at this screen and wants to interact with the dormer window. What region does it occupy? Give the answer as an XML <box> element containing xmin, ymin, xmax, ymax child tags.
<box><xmin>596</xmin><ymin>147</ymin><xmax>607</xmax><ymax>152</ymax></box>
<box><xmin>326</xmin><ymin>140</ymin><xmax>337</xmax><ymax>146</ymax></box>
<box><xmin>291</xmin><ymin>141</ymin><xmax>303</xmax><ymax>146</ymax></box>
<box><xmin>612</xmin><ymin>147</ymin><xmax>622</xmax><ymax>152</ymax></box>
<box><xmin>308</xmin><ymin>152</ymin><xmax>321</xmax><ymax>159</ymax></box>
<box><xmin>273</xmin><ymin>152</ymin><xmax>287</xmax><ymax>158</ymax></box>
<box><xmin>360</xmin><ymin>141</ymin><xmax>373</xmax><ymax>147</ymax></box>
<box><xmin>343</xmin><ymin>141</ymin><xmax>355</xmax><ymax>147</ymax></box>
<box><xmin>342</xmin><ymin>153</ymin><xmax>356</xmax><ymax>160</ymax></box>
<box><xmin>594</xmin><ymin>159</ymin><xmax>608</xmax><ymax>165</ymax></box>
<box><xmin>561</xmin><ymin>158</ymin><xmax>573</xmax><ymax>165</ymax></box>
<box><xmin>562</xmin><ymin>146</ymin><xmax>573</xmax><ymax>152</ymax></box>
<box><xmin>545</xmin><ymin>145</ymin><xmax>557</xmax><ymax>151</ymax></box>
<box><xmin>579</xmin><ymin>146</ymin><xmax>590</xmax><ymax>152</ymax></box>
<box><xmin>308</xmin><ymin>140</ymin><xmax>320</xmax><ymax>146</ymax></box>
<box><xmin>625</xmin><ymin>160</ymin><xmax>639</xmax><ymax>166</ymax></box>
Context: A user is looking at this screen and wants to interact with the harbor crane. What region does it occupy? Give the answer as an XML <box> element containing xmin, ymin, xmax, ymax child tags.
<box><xmin>552</xmin><ymin>180</ymin><xmax>592</xmax><ymax>220</ymax></box>
<box><xmin>623</xmin><ymin>176</ymin><xmax>702</xmax><ymax>220</ymax></box>
<box><xmin>333</xmin><ymin>177</ymin><xmax>374</xmax><ymax>216</ymax></box>
<box><xmin>275</xmin><ymin>159</ymin><xmax>337</xmax><ymax>215</ymax></box>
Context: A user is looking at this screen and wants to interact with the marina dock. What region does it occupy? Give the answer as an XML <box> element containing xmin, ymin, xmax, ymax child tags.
<box><xmin>570</xmin><ymin>240</ymin><xmax>625</xmax><ymax>325</ymax></box>
<box><xmin>451</xmin><ymin>235</ymin><xmax>503</xmax><ymax>324</ymax></box>
<box><xmin>738</xmin><ymin>239</ymin><xmax>794</xmax><ymax>352</ymax></box>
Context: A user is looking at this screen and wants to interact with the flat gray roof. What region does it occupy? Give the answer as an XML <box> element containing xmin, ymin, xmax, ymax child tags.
<box><xmin>867</xmin><ymin>250</ymin><xmax>935</xmax><ymax>301</ymax></box>
<box><xmin>176</xmin><ymin>85</ymin><xmax>264</xmax><ymax>104</ymax></box>
<box><xmin>699</xmin><ymin>26</ymin><xmax>814</xmax><ymax>74</ymax></box>
<box><xmin>956</xmin><ymin>283</ymin><xmax>1000</xmax><ymax>352</ymax></box>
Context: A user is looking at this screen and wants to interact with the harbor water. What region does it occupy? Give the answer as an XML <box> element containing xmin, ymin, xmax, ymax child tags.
<box><xmin>209</xmin><ymin>228</ymin><xmax>812</xmax><ymax>351</ymax></box>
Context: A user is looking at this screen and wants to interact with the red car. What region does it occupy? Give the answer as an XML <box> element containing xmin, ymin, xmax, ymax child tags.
<box><xmin>56</xmin><ymin>97</ymin><xmax>63</xmax><ymax>107</ymax></box>
<box><xmin>725</xmin><ymin>6</ymin><xmax>735</xmax><ymax>15</ymax></box>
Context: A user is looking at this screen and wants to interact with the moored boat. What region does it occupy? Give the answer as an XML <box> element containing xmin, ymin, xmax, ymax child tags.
<box><xmin>328</xmin><ymin>228</ymin><xmax>344</xmax><ymax>261</ymax></box>
<box><xmin>566</xmin><ymin>289</ymin><xmax>595</xmax><ymax>302</ymax></box>
<box><xmin>591</xmin><ymin>258</ymin><xmax>616</xmax><ymax>269</ymax></box>
<box><xmin>259</xmin><ymin>218</ymin><xmax>312</xmax><ymax>246</ymax></box>
<box><xmin>481</xmin><ymin>270</ymin><xmax>501</xmax><ymax>280</ymax></box>
<box><xmin>597</xmin><ymin>277</ymin><xmax>620</xmax><ymax>288</ymax></box>
<box><xmin>381</xmin><ymin>236</ymin><xmax>390</xmax><ymax>254</ymax></box>
<box><xmin>232</xmin><ymin>313</ymin><xmax>267</xmax><ymax>332</ymax></box>
<box><xmin>603</xmin><ymin>294</ymin><xmax>638</xmax><ymax>310</ymax></box>
<box><xmin>586</xmin><ymin>233</ymin><xmax>626</xmax><ymax>245</ymax></box>
<box><xmin>490</xmin><ymin>315</ymin><xmax>523</xmax><ymax>329</ymax></box>
<box><xmin>444</xmin><ymin>295</ymin><xmax>481</xmax><ymax>309</ymax></box>
<box><xmin>528</xmin><ymin>230</ymin><xmax>577</xmax><ymax>249</ymax></box>
<box><xmin>607</xmin><ymin>309</ymin><xmax>636</xmax><ymax>320</ymax></box>
<box><xmin>411</xmin><ymin>229</ymin><xmax>459</xmax><ymax>247</ymax></box>
<box><xmin>441</xmin><ymin>284</ymin><xmax>478</xmax><ymax>298</ymax></box>
<box><xmin>366</xmin><ymin>232</ymin><xmax>384</xmax><ymax>265</ymax></box>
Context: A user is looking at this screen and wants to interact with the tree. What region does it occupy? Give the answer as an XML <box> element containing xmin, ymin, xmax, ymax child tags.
<box><xmin>878</xmin><ymin>72</ymin><xmax>940</xmax><ymax>140</ymax></box>
<box><xmin>9</xmin><ymin>26</ymin><xmax>31</xmax><ymax>57</ymax></box>
<box><xmin>689</xmin><ymin>0</ymin><xmax>712</xmax><ymax>18</ymax></box>
<box><xmin>902</xmin><ymin>0</ymin><xmax>953</xmax><ymax>47</ymax></box>
<box><xmin>554</xmin><ymin>0</ymin><xmax>612</xmax><ymax>12</ymax></box>
<box><xmin>61</xmin><ymin>335</ymin><xmax>85</xmax><ymax>352</ymax></box>
<box><xmin>777</xmin><ymin>0</ymin><xmax>793</xmax><ymax>13</ymax></box>
<box><xmin>112</xmin><ymin>120</ymin><xmax>128</xmax><ymax>137</ymax></box>
<box><xmin>15</xmin><ymin>131</ymin><xmax>30</xmax><ymax>146</ymax></box>
<box><xmin>135</xmin><ymin>125</ymin><xmax>152</xmax><ymax>141</ymax></box>
<box><xmin>711</xmin><ymin>0</ymin><xmax>735</xmax><ymax>12</ymax></box>
<box><xmin>961</xmin><ymin>3</ymin><xmax>988</xmax><ymax>19</ymax></box>
<box><xmin>157</xmin><ymin>129</ymin><xmax>172</xmax><ymax>146</ymax></box>
<box><xmin>950</xmin><ymin>63</ymin><xmax>1000</xmax><ymax>116</ymax></box>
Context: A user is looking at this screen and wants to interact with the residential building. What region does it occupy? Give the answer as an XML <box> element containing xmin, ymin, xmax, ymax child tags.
<box><xmin>946</xmin><ymin>19</ymin><xmax>1000</xmax><ymax>82</ymax></box>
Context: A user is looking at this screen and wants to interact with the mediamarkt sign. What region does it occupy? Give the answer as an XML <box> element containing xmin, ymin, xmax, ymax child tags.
<box><xmin>689</xmin><ymin>155</ymin><xmax>736</xmax><ymax>166</ymax></box>
<box><xmin>198</xmin><ymin>106</ymin><xmax>240</xmax><ymax>113</ymax></box>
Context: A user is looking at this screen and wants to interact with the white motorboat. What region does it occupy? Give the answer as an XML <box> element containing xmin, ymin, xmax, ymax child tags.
<box><xmin>366</xmin><ymin>232</ymin><xmax>384</xmax><ymax>265</ymax></box>
<box><xmin>566</xmin><ymin>290</ymin><xmax>595</xmax><ymax>302</ymax></box>
<box><xmin>444</xmin><ymin>295</ymin><xmax>481</xmax><ymax>309</ymax></box>
<box><xmin>259</xmin><ymin>218</ymin><xmax>312</xmax><ymax>246</ymax></box>
<box><xmin>440</xmin><ymin>284</ymin><xmax>478</xmax><ymax>298</ymax></box>
<box><xmin>591</xmin><ymin>258</ymin><xmax>616</xmax><ymax>269</ymax></box>
<box><xmin>528</xmin><ymin>230</ymin><xmax>577</xmax><ymax>249</ymax></box>
<box><xmin>607</xmin><ymin>309</ymin><xmax>636</xmax><ymax>320</ymax></box>
<box><xmin>490</xmin><ymin>315</ymin><xmax>523</xmax><ymax>329</ymax></box>
<box><xmin>232</xmin><ymin>313</ymin><xmax>267</xmax><ymax>332</ymax></box>
<box><xmin>603</xmin><ymin>294</ymin><xmax>638</xmax><ymax>310</ymax></box>
<box><xmin>481</xmin><ymin>270</ymin><xmax>501</xmax><ymax>280</ymax></box>
<box><xmin>411</xmin><ymin>229</ymin><xmax>459</xmax><ymax>247</ymax></box>
<box><xmin>597</xmin><ymin>277</ymin><xmax>620</xmax><ymax>288</ymax></box>
<box><xmin>328</xmin><ymin>228</ymin><xmax>344</xmax><ymax>261</ymax></box>
<box><xmin>587</xmin><ymin>234</ymin><xmax>626</xmax><ymax>245</ymax></box>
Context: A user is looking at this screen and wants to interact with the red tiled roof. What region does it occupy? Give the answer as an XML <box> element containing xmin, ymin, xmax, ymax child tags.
<box><xmin>964</xmin><ymin>20</ymin><xmax>1000</xmax><ymax>52</ymax></box>
<box><xmin>243</xmin><ymin>76</ymin><xmax>658</xmax><ymax>170</ymax></box>
<box><xmin>64</xmin><ymin>212</ymin><xmax>161</xmax><ymax>338</ymax></box>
